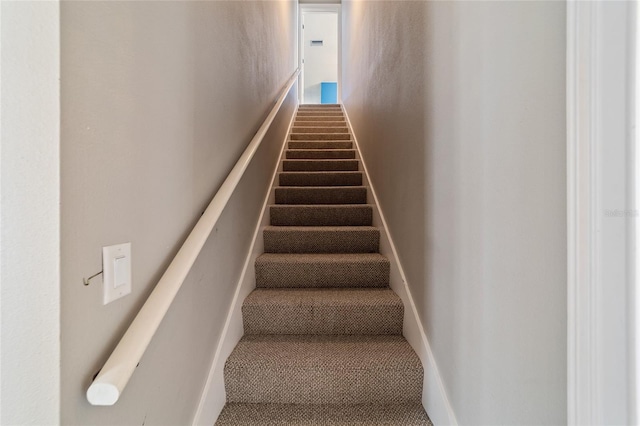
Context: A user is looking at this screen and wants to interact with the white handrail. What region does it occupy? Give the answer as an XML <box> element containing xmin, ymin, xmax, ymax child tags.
<box><xmin>86</xmin><ymin>68</ymin><xmax>300</xmax><ymax>406</ymax></box>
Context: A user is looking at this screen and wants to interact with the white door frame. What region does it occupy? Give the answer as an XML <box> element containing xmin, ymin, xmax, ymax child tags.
<box><xmin>566</xmin><ymin>1</ymin><xmax>636</xmax><ymax>424</ymax></box>
<box><xmin>298</xmin><ymin>3</ymin><xmax>342</xmax><ymax>104</ymax></box>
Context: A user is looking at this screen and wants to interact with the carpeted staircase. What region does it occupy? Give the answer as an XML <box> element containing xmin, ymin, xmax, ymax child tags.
<box><xmin>216</xmin><ymin>105</ymin><xmax>432</xmax><ymax>425</ymax></box>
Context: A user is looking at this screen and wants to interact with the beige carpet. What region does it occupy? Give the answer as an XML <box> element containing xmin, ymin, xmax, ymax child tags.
<box><xmin>217</xmin><ymin>104</ymin><xmax>431</xmax><ymax>425</ymax></box>
<box><xmin>217</xmin><ymin>403</ymin><xmax>432</xmax><ymax>425</ymax></box>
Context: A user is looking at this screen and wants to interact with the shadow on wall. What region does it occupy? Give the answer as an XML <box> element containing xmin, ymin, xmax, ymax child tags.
<box><xmin>343</xmin><ymin>0</ymin><xmax>454</xmax><ymax>398</ymax></box>
<box><xmin>343</xmin><ymin>0</ymin><xmax>567</xmax><ymax>424</ymax></box>
<box><xmin>343</xmin><ymin>3</ymin><xmax>470</xmax><ymax>398</ymax></box>
<box><xmin>342</xmin><ymin>0</ymin><xmax>432</xmax><ymax>348</ymax></box>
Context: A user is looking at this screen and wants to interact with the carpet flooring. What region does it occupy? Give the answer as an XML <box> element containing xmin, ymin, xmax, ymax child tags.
<box><xmin>217</xmin><ymin>104</ymin><xmax>431</xmax><ymax>425</ymax></box>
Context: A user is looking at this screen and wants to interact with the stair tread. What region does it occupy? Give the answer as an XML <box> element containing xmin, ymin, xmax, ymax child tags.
<box><xmin>293</xmin><ymin>121</ymin><xmax>347</xmax><ymax>125</ymax></box>
<box><xmin>288</xmin><ymin>139</ymin><xmax>353</xmax><ymax>145</ymax></box>
<box><xmin>287</xmin><ymin>148</ymin><xmax>356</xmax><ymax>152</ymax></box>
<box><xmin>265</xmin><ymin>225</ymin><xmax>378</xmax><ymax>232</ymax></box>
<box><xmin>287</xmin><ymin>142</ymin><xmax>353</xmax><ymax>149</ymax></box>
<box><xmin>275</xmin><ymin>185</ymin><xmax>366</xmax><ymax>189</ymax></box>
<box><xmin>295</xmin><ymin>117</ymin><xmax>346</xmax><ymax>121</ymax></box>
<box><xmin>292</xmin><ymin>127</ymin><xmax>349</xmax><ymax>131</ymax></box>
<box><xmin>283</xmin><ymin>159</ymin><xmax>357</xmax><ymax>162</ymax></box>
<box><xmin>280</xmin><ymin>171</ymin><xmax>361</xmax><ymax>175</ymax></box>
<box><xmin>270</xmin><ymin>203</ymin><xmax>373</xmax><ymax>208</ymax></box>
<box><xmin>285</xmin><ymin>149</ymin><xmax>356</xmax><ymax>160</ymax></box>
<box><xmin>290</xmin><ymin>134</ymin><xmax>351</xmax><ymax>140</ymax></box>
<box><xmin>282</xmin><ymin>160</ymin><xmax>359</xmax><ymax>172</ymax></box>
<box><xmin>257</xmin><ymin>252</ymin><xmax>387</xmax><ymax>263</ymax></box>
<box><xmin>292</xmin><ymin>125</ymin><xmax>348</xmax><ymax>128</ymax></box>
<box><xmin>225</xmin><ymin>335</ymin><xmax>422</xmax><ymax>404</ymax></box>
<box><xmin>216</xmin><ymin>403</ymin><xmax>432</xmax><ymax>425</ymax></box>
<box><xmin>226</xmin><ymin>334</ymin><xmax>421</xmax><ymax>370</ymax></box>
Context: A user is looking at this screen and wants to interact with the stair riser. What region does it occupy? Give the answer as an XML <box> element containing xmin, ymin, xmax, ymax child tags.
<box><xmin>297</xmin><ymin>111</ymin><xmax>343</xmax><ymax>114</ymax></box>
<box><xmin>279</xmin><ymin>172</ymin><xmax>362</xmax><ymax>186</ymax></box>
<box><xmin>296</xmin><ymin>112</ymin><xmax>344</xmax><ymax>117</ymax></box>
<box><xmin>275</xmin><ymin>187</ymin><xmax>367</xmax><ymax>205</ymax></box>
<box><xmin>289</xmin><ymin>138</ymin><xmax>351</xmax><ymax>144</ymax></box>
<box><xmin>290</xmin><ymin>134</ymin><xmax>350</xmax><ymax>141</ymax></box>
<box><xmin>225</xmin><ymin>368</ymin><xmax>422</xmax><ymax>404</ymax></box>
<box><xmin>283</xmin><ymin>160</ymin><xmax>359</xmax><ymax>172</ymax></box>
<box><xmin>263</xmin><ymin>229</ymin><xmax>379</xmax><ymax>253</ymax></box>
<box><xmin>288</xmin><ymin>141</ymin><xmax>352</xmax><ymax>149</ymax></box>
<box><xmin>286</xmin><ymin>150</ymin><xmax>356</xmax><ymax>160</ymax></box>
<box><xmin>298</xmin><ymin>108</ymin><xmax>342</xmax><ymax>113</ymax></box>
<box><xmin>270</xmin><ymin>206</ymin><xmax>372</xmax><ymax>226</ymax></box>
<box><xmin>294</xmin><ymin>121</ymin><xmax>347</xmax><ymax>127</ymax></box>
<box><xmin>255</xmin><ymin>259</ymin><xmax>389</xmax><ymax>288</ymax></box>
<box><xmin>295</xmin><ymin>116</ymin><xmax>346</xmax><ymax>122</ymax></box>
<box><xmin>242</xmin><ymin>305</ymin><xmax>403</xmax><ymax>335</ymax></box>
<box><xmin>292</xmin><ymin>127</ymin><xmax>349</xmax><ymax>134</ymax></box>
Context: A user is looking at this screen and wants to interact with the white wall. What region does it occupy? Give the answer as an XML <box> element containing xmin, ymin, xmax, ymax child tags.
<box><xmin>342</xmin><ymin>1</ymin><xmax>566</xmax><ymax>424</ymax></box>
<box><xmin>0</xmin><ymin>1</ymin><xmax>61</xmax><ymax>424</ymax></box>
<box><xmin>300</xmin><ymin>0</ymin><xmax>341</xmax><ymax>4</ymax></box>
<box><xmin>302</xmin><ymin>12</ymin><xmax>339</xmax><ymax>104</ymax></box>
<box><xmin>60</xmin><ymin>1</ymin><xmax>296</xmax><ymax>424</ymax></box>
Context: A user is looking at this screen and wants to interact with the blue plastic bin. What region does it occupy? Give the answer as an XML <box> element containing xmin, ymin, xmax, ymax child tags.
<box><xmin>320</xmin><ymin>82</ymin><xmax>338</xmax><ymax>104</ymax></box>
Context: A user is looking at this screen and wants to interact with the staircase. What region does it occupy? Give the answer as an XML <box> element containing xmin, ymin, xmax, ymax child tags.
<box><xmin>216</xmin><ymin>105</ymin><xmax>432</xmax><ymax>425</ymax></box>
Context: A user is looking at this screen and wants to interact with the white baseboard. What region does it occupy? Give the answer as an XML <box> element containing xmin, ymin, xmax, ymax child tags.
<box><xmin>191</xmin><ymin>105</ymin><xmax>298</xmax><ymax>426</ymax></box>
<box><xmin>343</xmin><ymin>108</ymin><xmax>458</xmax><ymax>426</ymax></box>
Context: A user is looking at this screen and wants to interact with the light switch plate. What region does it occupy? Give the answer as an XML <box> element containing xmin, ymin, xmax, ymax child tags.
<box><xmin>102</xmin><ymin>243</ymin><xmax>132</xmax><ymax>305</ymax></box>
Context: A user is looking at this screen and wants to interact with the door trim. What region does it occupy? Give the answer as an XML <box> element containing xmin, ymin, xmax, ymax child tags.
<box><xmin>566</xmin><ymin>1</ymin><xmax>636</xmax><ymax>424</ymax></box>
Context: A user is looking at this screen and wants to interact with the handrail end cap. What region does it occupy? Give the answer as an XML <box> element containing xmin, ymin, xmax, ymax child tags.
<box><xmin>87</xmin><ymin>382</ymin><xmax>120</xmax><ymax>406</ymax></box>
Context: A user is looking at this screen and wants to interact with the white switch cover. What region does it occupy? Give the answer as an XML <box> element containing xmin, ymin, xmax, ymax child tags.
<box><xmin>102</xmin><ymin>243</ymin><xmax>132</xmax><ymax>305</ymax></box>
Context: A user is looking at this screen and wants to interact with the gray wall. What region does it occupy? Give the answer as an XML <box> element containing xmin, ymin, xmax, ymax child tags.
<box><xmin>342</xmin><ymin>1</ymin><xmax>567</xmax><ymax>424</ymax></box>
<box><xmin>60</xmin><ymin>2</ymin><xmax>297</xmax><ymax>424</ymax></box>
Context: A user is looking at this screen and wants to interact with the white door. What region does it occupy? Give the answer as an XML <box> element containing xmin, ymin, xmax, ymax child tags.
<box><xmin>302</xmin><ymin>11</ymin><xmax>338</xmax><ymax>104</ymax></box>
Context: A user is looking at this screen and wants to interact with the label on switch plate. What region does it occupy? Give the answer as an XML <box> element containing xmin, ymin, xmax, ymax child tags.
<box><xmin>113</xmin><ymin>256</ymin><xmax>128</xmax><ymax>288</ymax></box>
<box><xmin>102</xmin><ymin>243</ymin><xmax>132</xmax><ymax>304</ymax></box>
